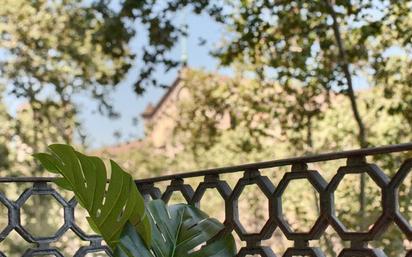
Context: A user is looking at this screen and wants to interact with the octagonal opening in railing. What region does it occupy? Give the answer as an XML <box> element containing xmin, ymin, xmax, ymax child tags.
<box><xmin>20</xmin><ymin>194</ymin><xmax>65</xmax><ymax>239</ymax></box>
<box><xmin>398</xmin><ymin>165</ymin><xmax>412</xmax><ymax>226</ymax></box>
<box><xmin>84</xmin><ymin>252</ymin><xmax>111</xmax><ymax>257</ymax></box>
<box><xmin>1</xmin><ymin>230</ymin><xmax>33</xmax><ymax>255</ymax></box>
<box><xmin>164</xmin><ymin>190</ymin><xmax>187</xmax><ymax>205</ymax></box>
<box><xmin>0</xmin><ymin>201</ymin><xmax>8</xmax><ymax>233</ymax></box>
<box><xmin>73</xmin><ymin>201</ymin><xmax>97</xmax><ymax>236</ymax></box>
<box><xmin>53</xmin><ymin>229</ymin><xmax>89</xmax><ymax>256</ymax></box>
<box><xmin>334</xmin><ymin>173</ymin><xmax>382</xmax><ymax>233</ymax></box>
<box><xmin>237</xmin><ymin>184</ymin><xmax>269</xmax><ymax>234</ymax></box>
<box><xmin>281</xmin><ymin>178</ymin><xmax>320</xmax><ymax>233</ymax></box>
<box><xmin>198</xmin><ymin>188</ymin><xmax>226</xmax><ymax>223</ymax></box>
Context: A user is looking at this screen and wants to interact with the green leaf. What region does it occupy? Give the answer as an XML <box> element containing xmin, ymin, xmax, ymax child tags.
<box><xmin>114</xmin><ymin>223</ymin><xmax>153</xmax><ymax>257</ymax></box>
<box><xmin>32</xmin><ymin>153</ymin><xmax>60</xmax><ymax>173</ymax></box>
<box><xmin>115</xmin><ymin>200</ymin><xmax>236</xmax><ymax>257</ymax></box>
<box><xmin>54</xmin><ymin>177</ymin><xmax>73</xmax><ymax>191</ymax></box>
<box><xmin>34</xmin><ymin>144</ymin><xmax>151</xmax><ymax>249</ymax></box>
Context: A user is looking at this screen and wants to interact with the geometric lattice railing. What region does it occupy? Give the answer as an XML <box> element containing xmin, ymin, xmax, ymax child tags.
<box><xmin>1</xmin><ymin>143</ymin><xmax>412</xmax><ymax>256</ymax></box>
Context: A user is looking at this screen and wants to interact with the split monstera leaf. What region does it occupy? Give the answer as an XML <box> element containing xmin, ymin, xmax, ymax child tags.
<box><xmin>34</xmin><ymin>144</ymin><xmax>236</xmax><ymax>257</ymax></box>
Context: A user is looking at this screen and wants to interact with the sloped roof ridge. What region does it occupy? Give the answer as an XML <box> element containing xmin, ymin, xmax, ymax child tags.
<box><xmin>141</xmin><ymin>67</ymin><xmax>228</xmax><ymax>119</ymax></box>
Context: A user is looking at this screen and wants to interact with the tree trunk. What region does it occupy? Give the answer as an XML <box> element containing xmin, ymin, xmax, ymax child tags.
<box><xmin>324</xmin><ymin>0</ymin><xmax>368</xmax><ymax>231</ymax></box>
<box><xmin>306</xmin><ymin>114</ymin><xmax>335</xmax><ymax>255</ymax></box>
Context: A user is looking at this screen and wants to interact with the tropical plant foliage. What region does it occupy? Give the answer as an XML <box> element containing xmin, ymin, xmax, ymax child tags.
<box><xmin>33</xmin><ymin>144</ymin><xmax>151</xmax><ymax>249</ymax></box>
<box><xmin>34</xmin><ymin>144</ymin><xmax>236</xmax><ymax>257</ymax></box>
<box><xmin>115</xmin><ymin>200</ymin><xmax>236</xmax><ymax>257</ymax></box>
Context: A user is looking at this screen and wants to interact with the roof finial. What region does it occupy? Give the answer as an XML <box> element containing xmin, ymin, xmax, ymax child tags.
<box><xmin>180</xmin><ymin>9</ymin><xmax>188</xmax><ymax>67</ymax></box>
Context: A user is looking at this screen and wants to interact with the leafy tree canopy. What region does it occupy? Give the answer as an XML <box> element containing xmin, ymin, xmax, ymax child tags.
<box><xmin>114</xmin><ymin>0</ymin><xmax>412</xmax><ymax>146</ymax></box>
<box><xmin>0</xmin><ymin>0</ymin><xmax>135</xmax><ymax>126</ymax></box>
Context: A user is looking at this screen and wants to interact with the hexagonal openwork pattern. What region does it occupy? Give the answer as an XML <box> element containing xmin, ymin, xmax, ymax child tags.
<box><xmin>0</xmin><ymin>144</ymin><xmax>412</xmax><ymax>256</ymax></box>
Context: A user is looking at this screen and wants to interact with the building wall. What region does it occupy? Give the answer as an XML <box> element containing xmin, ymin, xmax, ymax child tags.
<box><xmin>143</xmin><ymin>72</ymin><xmax>191</xmax><ymax>154</ymax></box>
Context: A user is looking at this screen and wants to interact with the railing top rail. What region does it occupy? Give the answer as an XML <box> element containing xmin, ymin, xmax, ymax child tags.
<box><xmin>1</xmin><ymin>142</ymin><xmax>411</xmax><ymax>184</ymax></box>
<box><xmin>136</xmin><ymin>142</ymin><xmax>412</xmax><ymax>183</ymax></box>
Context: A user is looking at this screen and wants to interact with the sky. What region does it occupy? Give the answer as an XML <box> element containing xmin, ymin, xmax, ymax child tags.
<box><xmin>77</xmin><ymin>13</ymin><xmax>228</xmax><ymax>149</ymax></box>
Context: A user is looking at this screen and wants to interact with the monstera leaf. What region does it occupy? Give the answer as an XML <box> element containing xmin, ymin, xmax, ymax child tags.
<box><xmin>114</xmin><ymin>200</ymin><xmax>237</xmax><ymax>257</ymax></box>
<box><xmin>33</xmin><ymin>144</ymin><xmax>151</xmax><ymax>249</ymax></box>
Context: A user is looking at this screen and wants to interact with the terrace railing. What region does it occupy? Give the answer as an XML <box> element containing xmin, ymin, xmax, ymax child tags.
<box><xmin>0</xmin><ymin>143</ymin><xmax>412</xmax><ymax>256</ymax></box>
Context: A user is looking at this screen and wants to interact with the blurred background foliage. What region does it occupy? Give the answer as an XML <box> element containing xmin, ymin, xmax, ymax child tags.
<box><xmin>0</xmin><ymin>0</ymin><xmax>411</xmax><ymax>256</ymax></box>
